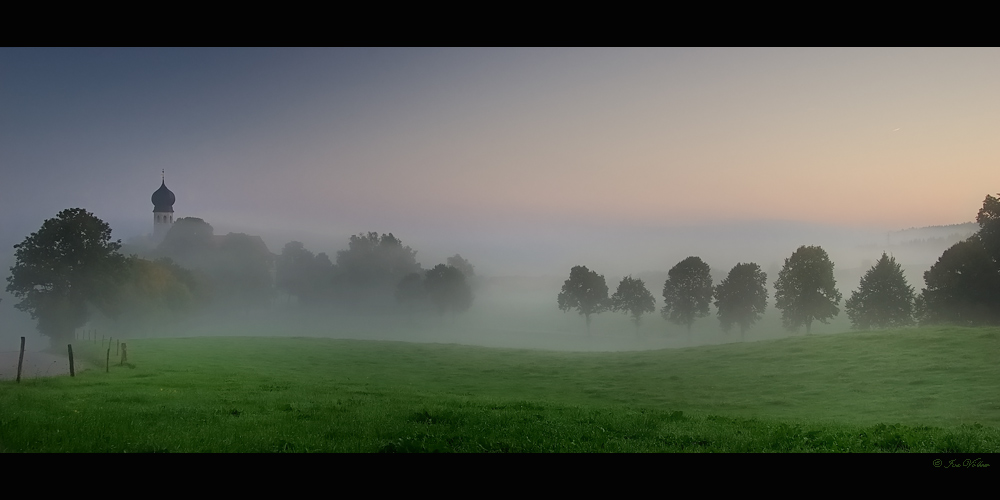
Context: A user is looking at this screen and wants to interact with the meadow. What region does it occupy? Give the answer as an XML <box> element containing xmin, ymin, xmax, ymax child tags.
<box><xmin>1</xmin><ymin>324</ymin><xmax>998</xmax><ymax>452</ymax></box>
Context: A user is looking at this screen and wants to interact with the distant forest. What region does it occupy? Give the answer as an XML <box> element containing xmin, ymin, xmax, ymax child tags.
<box><xmin>859</xmin><ymin>222</ymin><xmax>977</xmax><ymax>250</ymax></box>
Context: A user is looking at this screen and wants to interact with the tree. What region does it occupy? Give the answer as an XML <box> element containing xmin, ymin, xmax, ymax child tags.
<box><xmin>423</xmin><ymin>264</ymin><xmax>473</xmax><ymax>316</ymax></box>
<box><xmin>714</xmin><ymin>262</ymin><xmax>768</xmax><ymax>340</ymax></box>
<box><xmin>5</xmin><ymin>208</ymin><xmax>128</xmax><ymax>345</ymax></box>
<box><xmin>610</xmin><ymin>276</ymin><xmax>656</xmax><ymax>335</ymax></box>
<box><xmin>773</xmin><ymin>245</ymin><xmax>842</xmax><ymax>334</ymax></box>
<box><xmin>661</xmin><ymin>256</ymin><xmax>713</xmax><ymax>332</ymax></box>
<box><xmin>915</xmin><ymin>194</ymin><xmax>1000</xmax><ymax>326</ymax></box>
<box><xmin>920</xmin><ymin>236</ymin><xmax>1000</xmax><ymax>325</ymax></box>
<box><xmin>975</xmin><ymin>193</ymin><xmax>1000</xmax><ymax>262</ymax></box>
<box><xmin>333</xmin><ymin>232</ymin><xmax>421</xmax><ymax>304</ymax></box>
<box><xmin>844</xmin><ymin>253</ymin><xmax>915</xmax><ymax>330</ymax></box>
<box><xmin>557</xmin><ymin>265</ymin><xmax>609</xmax><ymax>334</ymax></box>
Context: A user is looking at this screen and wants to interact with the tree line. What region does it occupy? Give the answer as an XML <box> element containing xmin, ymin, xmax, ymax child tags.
<box><xmin>4</xmin><ymin>211</ymin><xmax>475</xmax><ymax>346</ymax></box>
<box><xmin>273</xmin><ymin>232</ymin><xmax>474</xmax><ymax>316</ymax></box>
<box><xmin>558</xmin><ymin>194</ymin><xmax>1000</xmax><ymax>337</ymax></box>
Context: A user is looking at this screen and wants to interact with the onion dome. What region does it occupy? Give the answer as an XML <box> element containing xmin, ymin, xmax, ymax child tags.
<box><xmin>152</xmin><ymin>177</ymin><xmax>175</xmax><ymax>213</ymax></box>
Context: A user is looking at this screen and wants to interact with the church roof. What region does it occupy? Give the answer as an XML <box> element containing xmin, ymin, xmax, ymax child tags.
<box><xmin>152</xmin><ymin>179</ymin><xmax>175</xmax><ymax>213</ymax></box>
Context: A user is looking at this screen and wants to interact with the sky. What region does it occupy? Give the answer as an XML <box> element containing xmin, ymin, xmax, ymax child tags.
<box><xmin>2</xmin><ymin>47</ymin><xmax>998</xmax><ymax>277</ymax></box>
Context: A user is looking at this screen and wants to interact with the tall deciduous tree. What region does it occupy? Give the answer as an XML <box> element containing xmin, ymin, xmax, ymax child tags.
<box><xmin>610</xmin><ymin>276</ymin><xmax>656</xmax><ymax>335</ymax></box>
<box><xmin>558</xmin><ymin>265</ymin><xmax>609</xmax><ymax>334</ymax></box>
<box><xmin>774</xmin><ymin>245</ymin><xmax>842</xmax><ymax>334</ymax></box>
<box><xmin>845</xmin><ymin>253</ymin><xmax>915</xmax><ymax>330</ymax></box>
<box><xmin>661</xmin><ymin>256</ymin><xmax>713</xmax><ymax>332</ymax></box>
<box><xmin>714</xmin><ymin>262</ymin><xmax>768</xmax><ymax>340</ymax></box>
<box><xmin>5</xmin><ymin>208</ymin><xmax>128</xmax><ymax>345</ymax></box>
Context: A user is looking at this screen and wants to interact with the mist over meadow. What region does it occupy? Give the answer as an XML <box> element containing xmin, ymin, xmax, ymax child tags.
<box><xmin>0</xmin><ymin>210</ymin><xmax>977</xmax><ymax>352</ymax></box>
<box><xmin>1</xmin><ymin>47</ymin><xmax>997</xmax><ymax>351</ymax></box>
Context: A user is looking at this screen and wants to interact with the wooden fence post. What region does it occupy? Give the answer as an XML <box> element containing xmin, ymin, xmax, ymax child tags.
<box><xmin>68</xmin><ymin>344</ymin><xmax>75</xmax><ymax>377</ymax></box>
<box><xmin>106</xmin><ymin>348</ymin><xmax>110</xmax><ymax>373</ymax></box>
<box><xmin>16</xmin><ymin>337</ymin><xmax>25</xmax><ymax>383</ymax></box>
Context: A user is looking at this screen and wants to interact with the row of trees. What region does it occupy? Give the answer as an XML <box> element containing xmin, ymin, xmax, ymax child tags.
<box><xmin>558</xmin><ymin>245</ymin><xmax>908</xmax><ymax>338</ymax></box>
<box><xmin>275</xmin><ymin>232</ymin><xmax>475</xmax><ymax>314</ymax></box>
<box><xmin>158</xmin><ymin>222</ymin><xmax>477</xmax><ymax>315</ymax></box>
<box><xmin>558</xmin><ymin>257</ymin><xmax>773</xmax><ymax>339</ymax></box>
<box><xmin>558</xmin><ymin>193</ymin><xmax>1000</xmax><ymax>336</ymax></box>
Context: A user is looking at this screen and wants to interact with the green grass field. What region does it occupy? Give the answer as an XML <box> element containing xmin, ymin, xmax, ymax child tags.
<box><xmin>2</xmin><ymin>325</ymin><xmax>999</xmax><ymax>452</ymax></box>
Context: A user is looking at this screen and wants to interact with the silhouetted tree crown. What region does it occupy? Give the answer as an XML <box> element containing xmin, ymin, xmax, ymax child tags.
<box><xmin>334</xmin><ymin>232</ymin><xmax>421</xmax><ymax>303</ymax></box>
<box><xmin>773</xmin><ymin>245</ymin><xmax>841</xmax><ymax>334</ymax></box>
<box><xmin>714</xmin><ymin>262</ymin><xmax>768</xmax><ymax>339</ymax></box>
<box><xmin>661</xmin><ymin>256</ymin><xmax>713</xmax><ymax>332</ymax></box>
<box><xmin>975</xmin><ymin>193</ymin><xmax>1000</xmax><ymax>262</ymax></box>
<box><xmin>610</xmin><ymin>276</ymin><xmax>656</xmax><ymax>334</ymax></box>
<box><xmin>920</xmin><ymin>236</ymin><xmax>1000</xmax><ymax>325</ymax></box>
<box><xmin>557</xmin><ymin>265</ymin><xmax>609</xmax><ymax>333</ymax></box>
<box><xmin>5</xmin><ymin>208</ymin><xmax>128</xmax><ymax>345</ymax></box>
<box><xmin>918</xmin><ymin>194</ymin><xmax>1000</xmax><ymax>326</ymax></box>
<box><xmin>845</xmin><ymin>253</ymin><xmax>914</xmax><ymax>330</ymax></box>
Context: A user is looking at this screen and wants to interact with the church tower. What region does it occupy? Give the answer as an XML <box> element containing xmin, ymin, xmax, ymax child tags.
<box><xmin>151</xmin><ymin>170</ymin><xmax>175</xmax><ymax>242</ymax></box>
